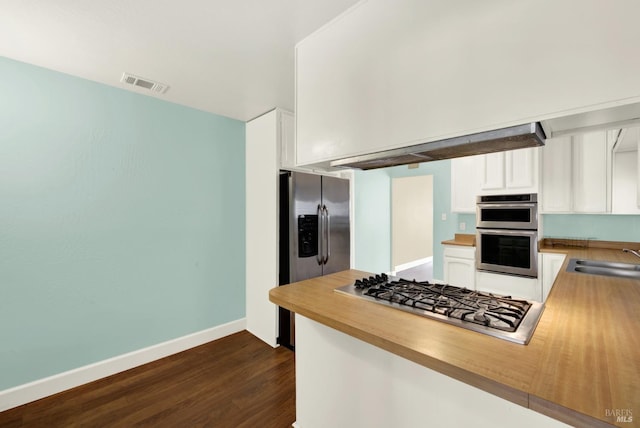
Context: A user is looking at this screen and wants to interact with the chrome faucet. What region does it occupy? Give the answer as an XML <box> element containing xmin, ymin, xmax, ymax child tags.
<box><xmin>622</xmin><ymin>248</ymin><xmax>640</xmax><ymax>259</ymax></box>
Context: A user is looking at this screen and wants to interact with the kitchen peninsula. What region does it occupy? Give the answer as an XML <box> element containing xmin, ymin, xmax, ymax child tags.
<box><xmin>270</xmin><ymin>244</ymin><xmax>640</xmax><ymax>427</ymax></box>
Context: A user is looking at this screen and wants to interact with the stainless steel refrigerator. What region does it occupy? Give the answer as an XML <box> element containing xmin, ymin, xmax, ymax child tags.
<box><xmin>278</xmin><ymin>170</ymin><xmax>350</xmax><ymax>349</ymax></box>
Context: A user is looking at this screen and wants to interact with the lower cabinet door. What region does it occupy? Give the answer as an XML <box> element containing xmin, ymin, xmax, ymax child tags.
<box><xmin>444</xmin><ymin>257</ymin><xmax>475</xmax><ymax>289</ymax></box>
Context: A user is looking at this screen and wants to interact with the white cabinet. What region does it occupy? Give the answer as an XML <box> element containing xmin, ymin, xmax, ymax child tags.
<box><xmin>541</xmin><ymin>131</ymin><xmax>613</xmax><ymax>213</ymax></box>
<box><xmin>451</xmin><ymin>149</ymin><xmax>538</xmax><ymax>212</ymax></box>
<box><xmin>612</xmin><ymin>127</ymin><xmax>640</xmax><ymax>214</ymax></box>
<box><xmin>476</xmin><ymin>271</ymin><xmax>542</xmax><ymax>302</ymax></box>
<box><xmin>506</xmin><ymin>147</ymin><xmax>538</xmax><ymax>190</ymax></box>
<box><xmin>479</xmin><ymin>148</ymin><xmax>539</xmax><ymax>195</ymax></box>
<box><xmin>279</xmin><ymin>110</ymin><xmax>296</xmax><ymax>169</ymax></box>
<box><xmin>443</xmin><ymin>245</ymin><xmax>475</xmax><ymax>289</ymax></box>
<box><xmin>572</xmin><ymin>131</ymin><xmax>611</xmax><ymax>213</ymax></box>
<box><xmin>295</xmin><ymin>0</ymin><xmax>640</xmax><ymax>167</ymax></box>
<box><xmin>611</xmin><ymin>149</ymin><xmax>640</xmax><ymax>213</ymax></box>
<box><xmin>246</xmin><ymin>108</ymin><xmax>291</xmax><ymax>347</ymax></box>
<box><xmin>540</xmin><ymin>137</ymin><xmax>573</xmax><ymax>212</ymax></box>
<box><xmin>480</xmin><ymin>152</ymin><xmax>505</xmax><ymax>191</ymax></box>
<box><xmin>451</xmin><ymin>155</ymin><xmax>482</xmax><ymax>213</ymax></box>
<box><xmin>540</xmin><ymin>252</ymin><xmax>566</xmax><ymax>301</ymax></box>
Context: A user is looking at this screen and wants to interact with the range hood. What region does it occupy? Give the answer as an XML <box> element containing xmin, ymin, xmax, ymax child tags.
<box><xmin>329</xmin><ymin>122</ymin><xmax>546</xmax><ymax>170</ymax></box>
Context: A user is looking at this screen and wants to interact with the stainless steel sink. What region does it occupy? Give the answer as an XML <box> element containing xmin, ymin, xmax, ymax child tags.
<box><xmin>567</xmin><ymin>258</ymin><xmax>640</xmax><ymax>280</ymax></box>
<box><xmin>573</xmin><ymin>259</ymin><xmax>640</xmax><ymax>270</ymax></box>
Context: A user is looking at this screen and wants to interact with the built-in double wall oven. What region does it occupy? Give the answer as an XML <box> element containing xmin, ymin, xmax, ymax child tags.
<box><xmin>476</xmin><ymin>194</ymin><xmax>538</xmax><ymax>278</ymax></box>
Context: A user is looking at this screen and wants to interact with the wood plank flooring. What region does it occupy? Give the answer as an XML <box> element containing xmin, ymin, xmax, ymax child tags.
<box><xmin>0</xmin><ymin>331</ymin><xmax>296</xmax><ymax>427</ymax></box>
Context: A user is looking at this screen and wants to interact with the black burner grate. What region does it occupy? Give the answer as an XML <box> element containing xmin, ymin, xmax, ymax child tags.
<box><xmin>360</xmin><ymin>278</ymin><xmax>530</xmax><ymax>332</ymax></box>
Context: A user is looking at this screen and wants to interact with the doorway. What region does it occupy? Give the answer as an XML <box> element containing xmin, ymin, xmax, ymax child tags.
<box><xmin>391</xmin><ymin>175</ymin><xmax>434</xmax><ymax>281</ymax></box>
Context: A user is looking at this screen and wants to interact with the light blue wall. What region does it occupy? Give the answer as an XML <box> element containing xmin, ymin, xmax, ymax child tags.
<box><xmin>0</xmin><ymin>56</ymin><xmax>245</xmax><ymax>389</ymax></box>
<box><xmin>354</xmin><ymin>169</ymin><xmax>391</xmax><ymax>273</ymax></box>
<box><xmin>457</xmin><ymin>213</ymin><xmax>477</xmax><ymax>233</ymax></box>
<box><xmin>543</xmin><ymin>214</ymin><xmax>640</xmax><ymax>242</ymax></box>
<box><xmin>353</xmin><ymin>161</ymin><xmax>456</xmax><ymax>280</ymax></box>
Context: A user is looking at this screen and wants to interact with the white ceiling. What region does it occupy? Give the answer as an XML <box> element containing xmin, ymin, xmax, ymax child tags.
<box><xmin>0</xmin><ymin>0</ymin><xmax>360</xmax><ymax>121</ymax></box>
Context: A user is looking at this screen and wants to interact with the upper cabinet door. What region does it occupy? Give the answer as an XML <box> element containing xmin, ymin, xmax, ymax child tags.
<box><xmin>477</xmin><ymin>148</ymin><xmax>539</xmax><ymax>195</ymax></box>
<box><xmin>479</xmin><ymin>152</ymin><xmax>505</xmax><ymax>191</ymax></box>
<box><xmin>451</xmin><ymin>155</ymin><xmax>482</xmax><ymax>212</ymax></box>
<box><xmin>506</xmin><ymin>148</ymin><xmax>538</xmax><ymax>190</ymax></box>
<box><xmin>572</xmin><ymin>131</ymin><xmax>610</xmax><ymax>213</ymax></box>
<box><xmin>540</xmin><ymin>137</ymin><xmax>573</xmax><ymax>213</ymax></box>
<box><xmin>540</xmin><ymin>130</ymin><xmax>621</xmax><ymax>214</ymax></box>
<box><xmin>295</xmin><ymin>0</ymin><xmax>640</xmax><ymax>167</ymax></box>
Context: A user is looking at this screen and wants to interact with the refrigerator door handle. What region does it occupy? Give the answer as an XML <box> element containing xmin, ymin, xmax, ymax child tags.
<box><xmin>316</xmin><ymin>204</ymin><xmax>323</xmax><ymax>265</ymax></box>
<box><xmin>324</xmin><ymin>205</ymin><xmax>331</xmax><ymax>264</ymax></box>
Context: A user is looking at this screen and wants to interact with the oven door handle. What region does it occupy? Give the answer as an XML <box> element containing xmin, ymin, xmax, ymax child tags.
<box><xmin>476</xmin><ymin>203</ymin><xmax>537</xmax><ymax>209</ymax></box>
<box><xmin>477</xmin><ymin>228</ymin><xmax>537</xmax><ymax>236</ymax></box>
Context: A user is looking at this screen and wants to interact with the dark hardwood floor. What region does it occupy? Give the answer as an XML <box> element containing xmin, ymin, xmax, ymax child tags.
<box><xmin>0</xmin><ymin>331</ymin><xmax>296</xmax><ymax>427</ymax></box>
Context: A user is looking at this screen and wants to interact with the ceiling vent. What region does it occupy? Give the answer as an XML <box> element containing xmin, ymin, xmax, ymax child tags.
<box><xmin>120</xmin><ymin>72</ymin><xmax>169</xmax><ymax>94</ymax></box>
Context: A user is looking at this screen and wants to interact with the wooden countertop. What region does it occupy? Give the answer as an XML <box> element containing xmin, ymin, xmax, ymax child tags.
<box><xmin>441</xmin><ymin>233</ymin><xmax>475</xmax><ymax>246</ymax></box>
<box><xmin>269</xmin><ymin>245</ymin><xmax>640</xmax><ymax>427</ymax></box>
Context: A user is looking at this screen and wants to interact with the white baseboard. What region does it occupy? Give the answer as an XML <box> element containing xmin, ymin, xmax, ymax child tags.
<box><xmin>394</xmin><ymin>256</ymin><xmax>433</xmax><ymax>273</ymax></box>
<box><xmin>0</xmin><ymin>318</ymin><xmax>246</xmax><ymax>412</ymax></box>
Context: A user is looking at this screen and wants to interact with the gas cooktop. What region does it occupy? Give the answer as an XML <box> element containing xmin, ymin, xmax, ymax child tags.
<box><xmin>334</xmin><ymin>274</ymin><xmax>544</xmax><ymax>344</ymax></box>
